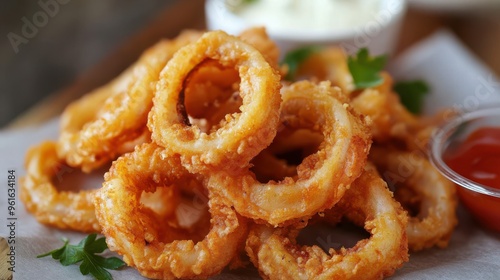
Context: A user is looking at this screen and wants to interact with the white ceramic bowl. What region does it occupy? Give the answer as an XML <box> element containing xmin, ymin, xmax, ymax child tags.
<box><xmin>205</xmin><ymin>0</ymin><xmax>407</xmax><ymax>56</ymax></box>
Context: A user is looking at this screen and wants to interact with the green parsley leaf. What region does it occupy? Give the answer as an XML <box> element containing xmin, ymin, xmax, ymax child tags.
<box><xmin>281</xmin><ymin>46</ymin><xmax>322</xmax><ymax>81</ymax></box>
<box><xmin>37</xmin><ymin>234</ymin><xmax>125</xmax><ymax>280</ymax></box>
<box><xmin>393</xmin><ymin>80</ymin><xmax>430</xmax><ymax>114</ymax></box>
<box><xmin>347</xmin><ymin>48</ymin><xmax>387</xmax><ymax>89</ymax></box>
<box><xmin>36</xmin><ymin>238</ymin><xmax>69</xmax><ymax>259</ymax></box>
<box><xmin>242</xmin><ymin>0</ymin><xmax>258</xmax><ymax>3</ymax></box>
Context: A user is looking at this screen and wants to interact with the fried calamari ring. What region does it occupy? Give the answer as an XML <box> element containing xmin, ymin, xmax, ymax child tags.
<box><xmin>245</xmin><ymin>164</ymin><xmax>409</xmax><ymax>280</ymax></box>
<box><xmin>370</xmin><ymin>147</ymin><xmax>458</xmax><ymax>251</ymax></box>
<box><xmin>94</xmin><ymin>143</ymin><xmax>248</xmax><ymax>279</ymax></box>
<box><xmin>20</xmin><ymin>141</ymin><xmax>100</xmax><ymax>232</ymax></box>
<box><xmin>209</xmin><ymin>81</ymin><xmax>371</xmax><ymax>226</ymax></box>
<box><xmin>149</xmin><ymin>30</ymin><xmax>282</xmax><ymax>173</ymax></box>
<box><xmin>20</xmin><ymin>141</ymin><xmax>188</xmax><ymax>233</ymax></box>
<box><xmin>184</xmin><ymin>27</ymin><xmax>280</xmax><ymax>127</ymax></box>
<box><xmin>58</xmin><ymin>30</ymin><xmax>202</xmax><ymax>172</ymax></box>
<box><xmin>184</xmin><ymin>27</ymin><xmax>281</xmax><ymax>133</ymax></box>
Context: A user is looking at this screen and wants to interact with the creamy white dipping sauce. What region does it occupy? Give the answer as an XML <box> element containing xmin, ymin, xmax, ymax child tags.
<box><xmin>230</xmin><ymin>0</ymin><xmax>383</xmax><ymax>33</ymax></box>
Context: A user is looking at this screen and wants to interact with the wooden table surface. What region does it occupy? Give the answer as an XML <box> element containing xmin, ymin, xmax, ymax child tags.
<box><xmin>5</xmin><ymin>0</ymin><xmax>500</xmax><ymax>130</ymax></box>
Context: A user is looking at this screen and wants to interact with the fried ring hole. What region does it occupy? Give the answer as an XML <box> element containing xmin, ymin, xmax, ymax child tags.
<box><xmin>251</xmin><ymin>128</ymin><xmax>324</xmax><ymax>182</ymax></box>
<box><xmin>182</xmin><ymin>59</ymin><xmax>242</xmax><ymax>133</ymax></box>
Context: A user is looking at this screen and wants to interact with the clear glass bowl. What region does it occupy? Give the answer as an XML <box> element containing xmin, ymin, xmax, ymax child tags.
<box><xmin>430</xmin><ymin>106</ymin><xmax>500</xmax><ymax>233</ymax></box>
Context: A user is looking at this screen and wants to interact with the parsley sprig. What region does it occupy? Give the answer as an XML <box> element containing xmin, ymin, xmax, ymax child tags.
<box><xmin>281</xmin><ymin>47</ymin><xmax>430</xmax><ymax>114</ymax></box>
<box><xmin>347</xmin><ymin>48</ymin><xmax>387</xmax><ymax>89</ymax></box>
<box><xmin>347</xmin><ymin>48</ymin><xmax>430</xmax><ymax>114</ymax></box>
<box><xmin>281</xmin><ymin>46</ymin><xmax>322</xmax><ymax>81</ymax></box>
<box><xmin>393</xmin><ymin>80</ymin><xmax>430</xmax><ymax>114</ymax></box>
<box><xmin>37</xmin><ymin>234</ymin><xmax>125</xmax><ymax>280</ymax></box>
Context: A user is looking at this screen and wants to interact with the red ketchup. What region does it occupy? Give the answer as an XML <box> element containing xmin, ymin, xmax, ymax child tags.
<box><xmin>444</xmin><ymin>127</ymin><xmax>500</xmax><ymax>233</ymax></box>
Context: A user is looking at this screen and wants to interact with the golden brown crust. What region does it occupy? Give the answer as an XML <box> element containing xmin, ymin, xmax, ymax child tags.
<box><xmin>20</xmin><ymin>141</ymin><xmax>101</xmax><ymax>232</ymax></box>
<box><xmin>245</xmin><ymin>164</ymin><xmax>409</xmax><ymax>280</ymax></box>
<box><xmin>149</xmin><ymin>30</ymin><xmax>282</xmax><ymax>174</ymax></box>
<box><xmin>370</xmin><ymin>147</ymin><xmax>458</xmax><ymax>251</ymax></box>
<box><xmin>95</xmin><ymin>143</ymin><xmax>248</xmax><ymax>279</ymax></box>
<box><xmin>208</xmin><ymin>81</ymin><xmax>372</xmax><ymax>226</ymax></box>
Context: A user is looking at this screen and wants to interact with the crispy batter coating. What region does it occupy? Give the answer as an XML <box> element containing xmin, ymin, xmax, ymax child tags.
<box><xmin>245</xmin><ymin>164</ymin><xmax>409</xmax><ymax>280</ymax></box>
<box><xmin>21</xmin><ymin>29</ymin><xmax>460</xmax><ymax>279</ymax></box>
<box><xmin>370</xmin><ymin>147</ymin><xmax>458</xmax><ymax>251</ymax></box>
<box><xmin>209</xmin><ymin>81</ymin><xmax>372</xmax><ymax>226</ymax></box>
<box><xmin>20</xmin><ymin>141</ymin><xmax>187</xmax><ymax>233</ymax></box>
<box><xmin>20</xmin><ymin>141</ymin><xmax>101</xmax><ymax>232</ymax></box>
<box><xmin>58</xmin><ymin>30</ymin><xmax>202</xmax><ymax>172</ymax></box>
<box><xmin>148</xmin><ymin>30</ymin><xmax>282</xmax><ymax>174</ymax></box>
<box><xmin>95</xmin><ymin>143</ymin><xmax>248</xmax><ymax>279</ymax></box>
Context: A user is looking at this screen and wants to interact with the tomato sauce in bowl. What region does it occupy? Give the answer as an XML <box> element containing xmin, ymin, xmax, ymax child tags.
<box><xmin>431</xmin><ymin>108</ymin><xmax>500</xmax><ymax>233</ymax></box>
<box><xmin>443</xmin><ymin>127</ymin><xmax>500</xmax><ymax>232</ymax></box>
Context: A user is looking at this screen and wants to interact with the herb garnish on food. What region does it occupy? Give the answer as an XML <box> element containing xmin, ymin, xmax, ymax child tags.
<box><xmin>347</xmin><ymin>48</ymin><xmax>387</xmax><ymax>89</ymax></box>
<box><xmin>37</xmin><ymin>234</ymin><xmax>125</xmax><ymax>280</ymax></box>
<box><xmin>393</xmin><ymin>80</ymin><xmax>430</xmax><ymax>114</ymax></box>
<box><xmin>281</xmin><ymin>46</ymin><xmax>322</xmax><ymax>81</ymax></box>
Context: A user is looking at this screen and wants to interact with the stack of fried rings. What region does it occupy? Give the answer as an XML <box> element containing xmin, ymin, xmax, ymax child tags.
<box><xmin>21</xmin><ymin>28</ymin><xmax>458</xmax><ymax>279</ymax></box>
<box><xmin>20</xmin><ymin>27</ymin><xmax>280</xmax><ymax>233</ymax></box>
<box><xmin>96</xmin><ymin>30</ymin><xmax>403</xmax><ymax>279</ymax></box>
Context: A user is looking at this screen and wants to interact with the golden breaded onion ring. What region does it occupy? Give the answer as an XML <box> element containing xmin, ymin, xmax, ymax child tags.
<box><xmin>209</xmin><ymin>81</ymin><xmax>371</xmax><ymax>226</ymax></box>
<box><xmin>94</xmin><ymin>143</ymin><xmax>248</xmax><ymax>279</ymax></box>
<box><xmin>20</xmin><ymin>141</ymin><xmax>101</xmax><ymax>232</ymax></box>
<box><xmin>245</xmin><ymin>164</ymin><xmax>409</xmax><ymax>280</ymax></box>
<box><xmin>58</xmin><ymin>30</ymin><xmax>202</xmax><ymax>172</ymax></box>
<box><xmin>149</xmin><ymin>30</ymin><xmax>282</xmax><ymax>173</ymax></box>
<box><xmin>370</xmin><ymin>147</ymin><xmax>458</xmax><ymax>251</ymax></box>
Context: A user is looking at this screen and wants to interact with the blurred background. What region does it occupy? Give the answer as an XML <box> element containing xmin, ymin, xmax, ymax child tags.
<box><xmin>1</xmin><ymin>0</ymin><xmax>499</xmax><ymax>129</ymax></box>
<box><xmin>0</xmin><ymin>0</ymin><xmax>178</xmax><ymax>128</ymax></box>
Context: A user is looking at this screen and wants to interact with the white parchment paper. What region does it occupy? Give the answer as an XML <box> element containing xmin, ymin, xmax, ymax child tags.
<box><xmin>1</xmin><ymin>30</ymin><xmax>499</xmax><ymax>279</ymax></box>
